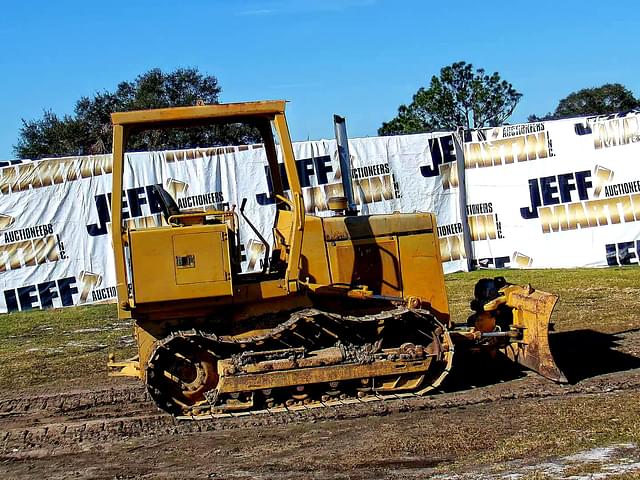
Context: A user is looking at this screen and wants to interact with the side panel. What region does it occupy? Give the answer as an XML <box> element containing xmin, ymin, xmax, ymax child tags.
<box><xmin>320</xmin><ymin>212</ymin><xmax>449</xmax><ymax>319</ymax></box>
<box><xmin>327</xmin><ymin>236</ymin><xmax>403</xmax><ymax>297</ymax></box>
<box><xmin>173</xmin><ymin>233</ymin><xmax>228</xmax><ymax>285</ymax></box>
<box><xmin>129</xmin><ymin>224</ymin><xmax>232</xmax><ymax>304</ymax></box>
<box><xmin>398</xmin><ymin>232</ymin><xmax>449</xmax><ymax>318</ymax></box>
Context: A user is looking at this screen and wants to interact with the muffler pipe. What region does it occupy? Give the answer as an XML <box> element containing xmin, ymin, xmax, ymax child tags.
<box><xmin>333</xmin><ymin>114</ymin><xmax>357</xmax><ymax>214</ymax></box>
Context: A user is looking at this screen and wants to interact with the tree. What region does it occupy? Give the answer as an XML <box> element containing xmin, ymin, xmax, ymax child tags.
<box><xmin>528</xmin><ymin>83</ymin><xmax>639</xmax><ymax>122</ymax></box>
<box><xmin>14</xmin><ymin>68</ymin><xmax>260</xmax><ymax>159</ymax></box>
<box><xmin>379</xmin><ymin>62</ymin><xmax>522</xmax><ymax>135</ymax></box>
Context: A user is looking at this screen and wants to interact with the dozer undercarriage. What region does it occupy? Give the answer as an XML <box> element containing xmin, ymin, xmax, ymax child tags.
<box><xmin>106</xmin><ymin>101</ymin><xmax>566</xmax><ymax>418</ymax></box>
<box><xmin>146</xmin><ymin>306</ymin><xmax>453</xmax><ymax>416</ymax></box>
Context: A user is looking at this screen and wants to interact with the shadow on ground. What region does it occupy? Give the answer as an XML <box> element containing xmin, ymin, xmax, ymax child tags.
<box><xmin>442</xmin><ymin>328</ymin><xmax>640</xmax><ymax>391</ymax></box>
<box><xmin>443</xmin><ymin>349</ymin><xmax>529</xmax><ymax>391</ymax></box>
<box><xmin>550</xmin><ymin>328</ymin><xmax>640</xmax><ymax>383</ymax></box>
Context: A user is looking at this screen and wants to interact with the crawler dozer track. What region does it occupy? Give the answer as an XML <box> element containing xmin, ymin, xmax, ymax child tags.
<box><xmin>146</xmin><ymin>307</ymin><xmax>453</xmax><ymax>417</ymax></box>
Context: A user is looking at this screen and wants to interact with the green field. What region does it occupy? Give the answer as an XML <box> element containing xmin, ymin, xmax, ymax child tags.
<box><xmin>1</xmin><ymin>267</ymin><xmax>639</xmax><ymax>392</ymax></box>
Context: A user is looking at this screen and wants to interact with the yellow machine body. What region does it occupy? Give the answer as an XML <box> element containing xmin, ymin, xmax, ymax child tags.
<box><xmin>107</xmin><ymin>100</ymin><xmax>564</xmax><ymax>417</ymax></box>
<box><xmin>290</xmin><ymin>212</ymin><xmax>448</xmax><ymax>316</ymax></box>
<box><xmin>129</xmin><ymin>223</ymin><xmax>233</xmax><ymax>304</ymax></box>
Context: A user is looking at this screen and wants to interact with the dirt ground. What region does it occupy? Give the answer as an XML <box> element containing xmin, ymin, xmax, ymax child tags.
<box><xmin>2</xmin><ymin>325</ymin><xmax>640</xmax><ymax>479</ymax></box>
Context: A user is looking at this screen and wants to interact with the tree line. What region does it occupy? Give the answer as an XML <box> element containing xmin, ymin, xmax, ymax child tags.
<box><xmin>13</xmin><ymin>64</ymin><xmax>640</xmax><ymax>159</ymax></box>
<box><xmin>379</xmin><ymin>62</ymin><xmax>639</xmax><ymax>135</ymax></box>
<box><xmin>14</xmin><ymin>68</ymin><xmax>259</xmax><ymax>160</ymax></box>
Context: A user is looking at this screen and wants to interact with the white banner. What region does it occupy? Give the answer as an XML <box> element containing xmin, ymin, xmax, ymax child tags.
<box><xmin>0</xmin><ymin>132</ymin><xmax>462</xmax><ymax>312</ymax></box>
<box><xmin>463</xmin><ymin>110</ymin><xmax>640</xmax><ymax>269</ymax></box>
<box><xmin>2</xmin><ymin>110</ymin><xmax>638</xmax><ymax>313</ymax></box>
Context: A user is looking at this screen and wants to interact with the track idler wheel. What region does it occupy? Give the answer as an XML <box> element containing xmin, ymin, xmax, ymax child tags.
<box><xmin>146</xmin><ymin>333</ymin><xmax>220</xmax><ymax>415</ymax></box>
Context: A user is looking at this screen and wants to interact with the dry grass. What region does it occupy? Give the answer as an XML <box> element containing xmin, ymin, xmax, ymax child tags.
<box><xmin>426</xmin><ymin>390</ymin><xmax>640</xmax><ymax>476</ymax></box>
<box><xmin>446</xmin><ymin>267</ymin><xmax>640</xmax><ymax>333</ymax></box>
<box><xmin>0</xmin><ymin>303</ymin><xmax>134</xmax><ymax>391</ymax></box>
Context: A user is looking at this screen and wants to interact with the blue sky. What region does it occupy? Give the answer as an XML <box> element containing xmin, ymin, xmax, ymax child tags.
<box><xmin>1</xmin><ymin>0</ymin><xmax>638</xmax><ymax>159</ymax></box>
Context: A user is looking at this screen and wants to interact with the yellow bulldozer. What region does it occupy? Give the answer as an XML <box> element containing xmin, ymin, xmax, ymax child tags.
<box><xmin>107</xmin><ymin>100</ymin><xmax>566</xmax><ymax>417</ymax></box>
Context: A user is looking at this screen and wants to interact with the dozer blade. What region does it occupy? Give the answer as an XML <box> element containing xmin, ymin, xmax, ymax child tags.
<box><xmin>500</xmin><ymin>285</ymin><xmax>567</xmax><ymax>383</ymax></box>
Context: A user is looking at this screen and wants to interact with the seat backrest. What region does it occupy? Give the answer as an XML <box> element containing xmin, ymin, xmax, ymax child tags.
<box><xmin>152</xmin><ymin>184</ymin><xmax>181</xmax><ymax>221</ymax></box>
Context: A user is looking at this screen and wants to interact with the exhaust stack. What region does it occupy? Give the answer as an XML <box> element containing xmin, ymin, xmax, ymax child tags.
<box><xmin>333</xmin><ymin>115</ymin><xmax>357</xmax><ymax>214</ymax></box>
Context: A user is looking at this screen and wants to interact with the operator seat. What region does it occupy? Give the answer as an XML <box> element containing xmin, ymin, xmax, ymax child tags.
<box><xmin>151</xmin><ymin>184</ymin><xmax>181</xmax><ymax>222</ymax></box>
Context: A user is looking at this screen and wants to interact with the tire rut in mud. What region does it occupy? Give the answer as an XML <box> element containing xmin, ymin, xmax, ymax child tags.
<box><xmin>2</xmin><ymin>367</ymin><xmax>640</xmax><ymax>455</ymax></box>
<box><xmin>0</xmin><ymin>384</ymin><xmax>150</xmax><ymax>418</ymax></box>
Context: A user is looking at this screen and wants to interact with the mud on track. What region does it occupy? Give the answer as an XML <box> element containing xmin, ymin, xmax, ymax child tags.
<box><xmin>1</xmin><ymin>328</ymin><xmax>640</xmax><ymax>479</ymax></box>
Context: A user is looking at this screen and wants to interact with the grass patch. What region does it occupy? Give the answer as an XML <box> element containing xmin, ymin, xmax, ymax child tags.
<box><xmin>446</xmin><ymin>267</ymin><xmax>640</xmax><ymax>333</ymax></box>
<box><xmin>492</xmin><ymin>395</ymin><xmax>640</xmax><ymax>460</ymax></box>
<box><xmin>607</xmin><ymin>473</ymin><xmax>640</xmax><ymax>480</ymax></box>
<box><xmin>0</xmin><ymin>267</ymin><xmax>639</xmax><ymax>392</ymax></box>
<box><xmin>427</xmin><ymin>390</ymin><xmax>640</xmax><ymax>476</ymax></box>
<box><xmin>0</xmin><ymin>303</ymin><xmax>133</xmax><ymax>392</ymax></box>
